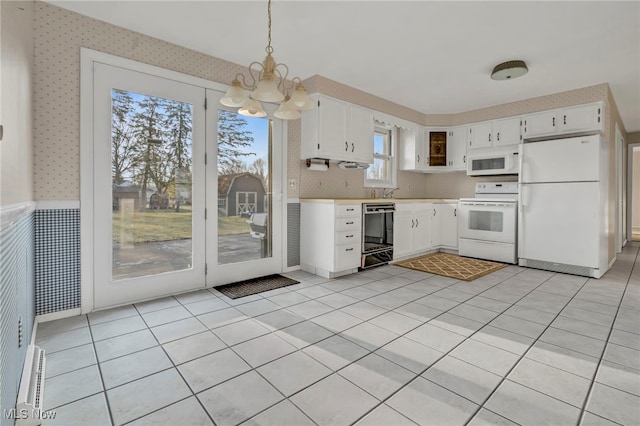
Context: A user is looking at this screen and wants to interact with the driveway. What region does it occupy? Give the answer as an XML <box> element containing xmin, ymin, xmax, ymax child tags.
<box><xmin>113</xmin><ymin>234</ymin><xmax>265</xmax><ymax>279</ymax></box>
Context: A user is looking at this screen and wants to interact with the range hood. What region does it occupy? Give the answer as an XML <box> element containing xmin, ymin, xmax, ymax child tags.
<box><xmin>337</xmin><ymin>161</ymin><xmax>369</xmax><ymax>170</ymax></box>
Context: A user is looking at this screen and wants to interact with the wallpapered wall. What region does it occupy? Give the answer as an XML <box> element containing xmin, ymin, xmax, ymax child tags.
<box><xmin>34</xmin><ymin>2</ymin><xmax>625</xmax><ymax>260</ymax></box>
<box><xmin>33</xmin><ymin>2</ymin><xmax>249</xmax><ymax>200</ymax></box>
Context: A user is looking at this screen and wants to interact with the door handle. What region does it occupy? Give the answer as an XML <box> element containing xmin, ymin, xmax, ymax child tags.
<box><xmin>346</xmin><ymin>248</ymin><xmax>354</xmax><ymax>252</ymax></box>
<box><xmin>416</xmin><ymin>218</ymin><xmax>419</xmax><ymax>227</ymax></box>
<box><xmin>346</xmin><ymin>234</ymin><xmax>354</xmax><ymax>238</ymax></box>
<box><xmin>497</xmin><ymin>132</ymin><xmax>500</xmax><ymax>141</ymax></box>
<box><xmin>433</xmin><ymin>209</ymin><xmax>436</xmax><ymax>216</ymax></box>
<box><xmin>411</xmin><ymin>219</ymin><xmax>415</xmax><ymax>228</ymax></box>
<box><xmin>346</xmin><ymin>221</ymin><xmax>354</xmax><ymax>225</ymax></box>
<box><xmin>345</xmin><ymin>141</ymin><xmax>349</xmax><ymax>151</ymax></box>
<box><xmin>454</xmin><ymin>208</ymin><xmax>457</xmax><ymax>217</ymax></box>
<box><xmin>351</xmin><ymin>143</ymin><xmax>355</xmax><ymax>152</ymax></box>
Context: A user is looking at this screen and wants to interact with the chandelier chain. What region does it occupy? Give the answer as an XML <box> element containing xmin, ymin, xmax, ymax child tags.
<box><xmin>266</xmin><ymin>0</ymin><xmax>273</xmax><ymax>54</ymax></box>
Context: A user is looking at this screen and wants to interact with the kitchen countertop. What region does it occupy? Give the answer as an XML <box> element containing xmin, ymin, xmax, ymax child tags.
<box><xmin>300</xmin><ymin>198</ymin><xmax>459</xmax><ymax>204</ymax></box>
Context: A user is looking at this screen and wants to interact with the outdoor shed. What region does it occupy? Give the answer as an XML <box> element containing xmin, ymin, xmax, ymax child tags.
<box><xmin>218</xmin><ymin>173</ymin><xmax>266</xmax><ymax>217</ymax></box>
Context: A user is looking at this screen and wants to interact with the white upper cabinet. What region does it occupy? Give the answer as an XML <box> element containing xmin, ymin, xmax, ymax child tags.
<box><xmin>468</xmin><ymin>121</ymin><xmax>493</xmax><ymax>149</ymax></box>
<box><xmin>468</xmin><ymin>117</ymin><xmax>521</xmax><ymax>150</ymax></box>
<box><xmin>447</xmin><ymin>125</ymin><xmax>468</xmax><ymax>170</ymax></box>
<box><xmin>399</xmin><ymin>125</ymin><xmax>428</xmax><ymax>171</ymax></box>
<box><xmin>493</xmin><ymin>117</ymin><xmax>522</xmax><ymax>147</ymax></box>
<box><xmin>522</xmin><ymin>102</ymin><xmax>603</xmax><ymax>140</ymax></box>
<box><xmin>301</xmin><ymin>95</ymin><xmax>374</xmax><ymax>163</ymax></box>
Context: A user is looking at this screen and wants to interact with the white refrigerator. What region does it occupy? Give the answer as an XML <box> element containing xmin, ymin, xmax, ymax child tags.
<box><xmin>518</xmin><ymin>134</ymin><xmax>609</xmax><ymax>278</ymax></box>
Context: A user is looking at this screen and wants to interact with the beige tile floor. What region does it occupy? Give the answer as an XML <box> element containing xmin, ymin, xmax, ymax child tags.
<box><xmin>36</xmin><ymin>243</ymin><xmax>640</xmax><ymax>426</ymax></box>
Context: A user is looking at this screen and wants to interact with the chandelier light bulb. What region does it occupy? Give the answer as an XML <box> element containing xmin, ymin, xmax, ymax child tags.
<box><xmin>274</xmin><ymin>96</ymin><xmax>301</xmax><ymax>120</ymax></box>
<box><xmin>220</xmin><ymin>79</ymin><xmax>248</xmax><ymax>107</ymax></box>
<box><xmin>238</xmin><ymin>99</ymin><xmax>267</xmax><ymax>118</ymax></box>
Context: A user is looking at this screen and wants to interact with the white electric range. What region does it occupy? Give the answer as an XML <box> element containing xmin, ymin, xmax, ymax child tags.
<box><xmin>458</xmin><ymin>182</ymin><xmax>519</xmax><ymax>264</ymax></box>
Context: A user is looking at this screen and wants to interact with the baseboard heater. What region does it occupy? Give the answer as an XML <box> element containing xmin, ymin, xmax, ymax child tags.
<box><xmin>16</xmin><ymin>345</ymin><xmax>46</xmax><ymax>426</ymax></box>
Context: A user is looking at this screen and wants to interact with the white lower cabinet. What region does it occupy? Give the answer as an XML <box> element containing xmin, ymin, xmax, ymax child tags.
<box><xmin>300</xmin><ymin>202</ymin><xmax>361</xmax><ymax>278</ymax></box>
<box><xmin>393</xmin><ymin>202</ymin><xmax>433</xmax><ymax>260</ymax></box>
<box><xmin>433</xmin><ymin>203</ymin><xmax>458</xmax><ymax>249</ymax></box>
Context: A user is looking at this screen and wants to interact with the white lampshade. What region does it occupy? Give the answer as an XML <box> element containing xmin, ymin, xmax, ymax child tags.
<box><xmin>274</xmin><ymin>97</ymin><xmax>301</xmax><ymax>120</ymax></box>
<box><xmin>238</xmin><ymin>99</ymin><xmax>267</xmax><ymax>118</ymax></box>
<box><xmin>220</xmin><ymin>79</ymin><xmax>248</xmax><ymax>107</ymax></box>
<box><xmin>290</xmin><ymin>84</ymin><xmax>315</xmax><ymax>110</ymax></box>
<box><xmin>251</xmin><ymin>75</ymin><xmax>285</xmax><ymax>103</ymax></box>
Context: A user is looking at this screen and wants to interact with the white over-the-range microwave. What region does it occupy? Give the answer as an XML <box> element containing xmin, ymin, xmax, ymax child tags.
<box><xmin>466</xmin><ymin>146</ymin><xmax>520</xmax><ymax>176</ymax></box>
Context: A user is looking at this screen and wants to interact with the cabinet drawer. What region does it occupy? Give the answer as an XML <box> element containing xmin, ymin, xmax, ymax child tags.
<box><xmin>335</xmin><ymin>204</ymin><xmax>361</xmax><ymax>218</ymax></box>
<box><xmin>336</xmin><ymin>217</ymin><xmax>360</xmax><ymax>231</ymax></box>
<box><xmin>334</xmin><ymin>243</ymin><xmax>361</xmax><ymax>270</ymax></box>
<box><xmin>336</xmin><ymin>230</ymin><xmax>361</xmax><ymax>245</ymax></box>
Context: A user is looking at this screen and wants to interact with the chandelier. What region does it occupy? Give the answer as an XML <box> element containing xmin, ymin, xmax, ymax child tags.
<box><xmin>220</xmin><ymin>0</ymin><xmax>314</xmax><ymax>120</ymax></box>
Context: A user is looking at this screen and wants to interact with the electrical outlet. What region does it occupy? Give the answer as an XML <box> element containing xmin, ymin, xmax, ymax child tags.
<box><xmin>288</xmin><ymin>179</ymin><xmax>297</xmax><ymax>188</ymax></box>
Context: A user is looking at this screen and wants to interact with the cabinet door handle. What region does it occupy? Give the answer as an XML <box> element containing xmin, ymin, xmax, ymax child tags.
<box><xmin>433</xmin><ymin>209</ymin><xmax>437</xmax><ymax>216</ymax></box>
<box><xmin>488</xmin><ymin>134</ymin><xmax>491</xmax><ymax>142</ymax></box>
<box><xmin>415</xmin><ymin>218</ymin><xmax>419</xmax><ymax>227</ymax></box>
<box><xmin>351</xmin><ymin>143</ymin><xmax>355</xmax><ymax>152</ymax></box>
<box><xmin>346</xmin><ymin>221</ymin><xmax>354</xmax><ymax>225</ymax></box>
<box><xmin>552</xmin><ymin>117</ymin><xmax>556</xmax><ymax>127</ymax></box>
<box><xmin>497</xmin><ymin>132</ymin><xmax>500</xmax><ymax>141</ymax></box>
<box><xmin>411</xmin><ymin>219</ymin><xmax>415</xmax><ymax>228</ymax></box>
<box><xmin>346</xmin><ymin>248</ymin><xmax>354</xmax><ymax>252</ymax></box>
<box><xmin>345</xmin><ymin>141</ymin><xmax>349</xmax><ymax>151</ymax></box>
<box><xmin>564</xmin><ymin>115</ymin><xmax>567</xmax><ymax>125</ymax></box>
<box><xmin>417</xmin><ymin>154</ymin><xmax>420</xmax><ymax>162</ymax></box>
<box><xmin>454</xmin><ymin>208</ymin><xmax>457</xmax><ymax>217</ymax></box>
<box><xmin>463</xmin><ymin>155</ymin><xmax>466</xmax><ymax>163</ymax></box>
<box><xmin>346</xmin><ymin>234</ymin><xmax>354</xmax><ymax>238</ymax></box>
<box><xmin>346</xmin><ymin>208</ymin><xmax>354</xmax><ymax>211</ymax></box>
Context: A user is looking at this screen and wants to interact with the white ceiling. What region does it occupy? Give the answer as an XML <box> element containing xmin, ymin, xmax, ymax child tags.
<box><xmin>47</xmin><ymin>1</ymin><xmax>640</xmax><ymax>132</ymax></box>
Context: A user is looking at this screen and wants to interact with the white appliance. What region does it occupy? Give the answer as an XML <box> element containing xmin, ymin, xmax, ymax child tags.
<box><xmin>458</xmin><ymin>182</ymin><xmax>518</xmax><ymax>263</ymax></box>
<box><xmin>519</xmin><ymin>134</ymin><xmax>608</xmax><ymax>278</ymax></box>
<box><xmin>467</xmin><ymin>146</ymin><xmax>520</xmax><ymax>176</ymax></box>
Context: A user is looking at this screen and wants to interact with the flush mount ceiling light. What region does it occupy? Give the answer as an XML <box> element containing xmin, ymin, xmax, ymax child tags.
<box><xmin>491</xmin><ymin>60</ymin><xmax>528</xmax><ymax>80</ymax></box>
<box><xmin>220</xmin><ymin>0</ymin><xmax>314</xmax><ymax>120</ymax></box>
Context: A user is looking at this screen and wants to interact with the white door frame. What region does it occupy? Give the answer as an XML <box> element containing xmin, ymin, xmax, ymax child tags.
<box><xmin>627</xmin><ymin>143</ymin><xmax>640</xmax><ymax>242</ymax></box>
<box><xmin>615</xmin><ymin>123</ymin><xmax>625</xmax><ymax>252</ymax></box>
<box><xmin>80</xmin><ymin>49</ymin><xmax>289</xmax><ymax>312</ymax></box>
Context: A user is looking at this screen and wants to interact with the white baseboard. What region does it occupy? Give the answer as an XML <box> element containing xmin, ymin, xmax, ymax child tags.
<box><xmin>36</xmin><ymin>308</ymin><xmax>82</xmax><ymax>324</ymax></box>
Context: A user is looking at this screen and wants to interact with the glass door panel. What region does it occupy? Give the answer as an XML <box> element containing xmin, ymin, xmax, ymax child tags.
<box><xmin>111</xmin><ymin>89</ymin><xmax>194</xmax><ymax>280</ymax></box>
<box><xmin>216</xmin><ymin>110</ymin><xmax>272</xmax><ymax>265</ymax></box>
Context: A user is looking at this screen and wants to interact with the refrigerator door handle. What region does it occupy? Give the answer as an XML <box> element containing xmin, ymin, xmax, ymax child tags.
<box><xmin>520</xmin><ymin>185</ymin><xmax>527</xmax><ymax>210</ymax></box>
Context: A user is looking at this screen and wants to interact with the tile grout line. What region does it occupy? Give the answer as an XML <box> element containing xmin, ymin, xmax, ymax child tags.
<box><xmin>576</xmin><ymin>245</ymin><xmax>640</xmax><ymax>426</ymax></box>
<box><xmin>347</xmin><ymin>266</ymin><xmax>548</xmax><ymax>425</ymax></box>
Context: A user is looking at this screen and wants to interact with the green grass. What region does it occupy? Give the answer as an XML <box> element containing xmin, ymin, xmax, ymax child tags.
<box><xmin>112</xmin><ymin>207</ymin><xmax>250</xmax><ymax>244</ymax></box>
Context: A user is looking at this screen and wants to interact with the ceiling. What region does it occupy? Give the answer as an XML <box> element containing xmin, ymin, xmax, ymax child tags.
<box><xmin>46</xmin><ymin>1</ymin><xmax>640</xmax><ymax>132</ymax></box>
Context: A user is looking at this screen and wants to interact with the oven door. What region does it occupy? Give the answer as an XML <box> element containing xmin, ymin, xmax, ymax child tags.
<box><xmin>458</xmin><ymin>201</ymin><xmax>516</xmax><ymax>244</ymax></box>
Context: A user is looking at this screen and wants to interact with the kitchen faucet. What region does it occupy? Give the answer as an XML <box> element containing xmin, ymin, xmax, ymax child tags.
<box><xmin>382</xmin><ymin>188</ymin><xmax>398</xmax><ymax>199</ymax></box>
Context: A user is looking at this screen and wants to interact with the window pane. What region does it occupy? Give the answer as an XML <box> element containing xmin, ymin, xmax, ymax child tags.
<box><xmin>366</xmin><ymin>157</ymin><xmax>391</xmax><ymax>181</ymax></box>
<box><xmin>217</xmin><ymin>110</ymin><xmax>271</xmax><ymax>265</ymax></box>
<box><xmin>111</xmin><ymin>89</ymin><xmax>194</xmax><ymax>280</ymax></box>
<box><xmin>374</xmin><ymin>130</ymin><xmax>390</xmax><ymax>155</ymax></box>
